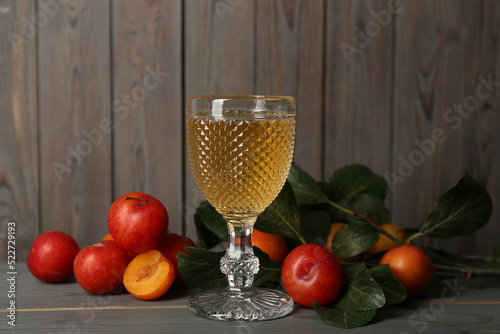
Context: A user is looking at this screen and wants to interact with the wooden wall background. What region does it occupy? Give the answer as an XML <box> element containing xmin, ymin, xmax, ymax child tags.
<box><xmin>1</xmin><ymin>0</ymin><xmax>499</xmax><ymax>260</ymax></box>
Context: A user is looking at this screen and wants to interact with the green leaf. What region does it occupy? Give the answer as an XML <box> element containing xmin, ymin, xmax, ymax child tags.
<box><xmin>177</xmin><ymin>247</ymin><xmax>282</xmax><ymax>290</ymax></box>
<box><xmin>332</xmin><ymin>221</ymin><xmax>379</xmax><ymax>258</ymax></box>
<box><xmin>313</xmin><ymin>304</ymin><xmax>376</xmax><ymax>329</ymax></box>
<box><xmin>325</xmin><ymin>198</ymin><xmax>350</xmax><ymax>222</ymax></box>
<box><xmin>333</xmin><ymin>263</ymin><xmax>385</xmax><ymax>311</ymax></box>
<box><xmin>328</xmin><ymin>164</ymin><xmax>388</xmax><ymax>202</ymax></box>
<box><xmin>193</xmin><ymin>201</ymin><xmax>227</xmax><ymax>249</ymax></box>
<box><xmin>177</xmin><ymin>247</ymin><xmax>226</xmax><ymax>290</ymax></box>
<box><xmin>419</xmin><ymin>172</ymin><xmax>493</xmax><ymax>238</ymax></box>
<box><xmin>252</xmin><ymin>247</ymin><xmax>282</xmax><ymax>287</ymax></box>
<box><xmin>177</xmin><ymin>246</ymin><xmax>282</xmax><ymax>290</ymax></box>
<box><xmin>368</xmin><ymin>265</ymin><xmax>406</xmax><ymax>304</ymax></box>
<box><xmin>346</xmin><ymin>194</ymin><xmax>392</xmax><ymax>225</ymax></box>
<box><xmin>255</xmin><ymin>182</ymin><xmax>306</xmax><ymax>244</ymax></box>
<box><xmin>193</xmin><ymin>217</ymin><xmax>213</xmax><ymax>249</ymax></box>
<box><xmin>317</xmin><ymin>181</ymin><xmax>331</xmax><ymax>195</ymax></box>
<box><xmin>299</xmin><ymin>209</ymin><xmax>331</xmax><ymax>245</ymax></box>
<box><xmin>489</xmin><ymin>245</ymin><xmax>500</xmax><ymax>270</ymax></box>
<box><xmin>287</xmin><ymin>162</ymin><xmax>330</xmax><ymax>206</ymax></box>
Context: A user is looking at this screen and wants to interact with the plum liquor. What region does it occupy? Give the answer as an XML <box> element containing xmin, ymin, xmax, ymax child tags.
<box><xmin>186</xmin><ymin>117</ymin><xmax>295</xmax><ymax>217</ymax></box>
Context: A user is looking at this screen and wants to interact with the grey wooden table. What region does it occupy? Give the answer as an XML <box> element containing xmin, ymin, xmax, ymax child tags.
<box><xmin>1</xmin><ymin>263</ymin><xmax>499</xmax><ymax>334</ymax></box>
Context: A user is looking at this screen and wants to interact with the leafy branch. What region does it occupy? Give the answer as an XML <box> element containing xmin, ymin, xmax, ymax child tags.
<box><xmin>181</xmin><ymin>162</ymin><xmax>496</xmax><ymax>330</ymax></box>
<box><xmin>327</xmin><ymin>200</ymin><xmax>404</xmax><ymax>247</ymax></box>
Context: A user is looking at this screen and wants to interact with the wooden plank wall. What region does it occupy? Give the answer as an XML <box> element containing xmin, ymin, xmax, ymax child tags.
<box><xmin>0</xmin><ymin>0</ymin><xmax>498</xmax><ymax>260</ymax></box>
<box><xmin>38</xmin><ymin>0</ymin><xmax>112</xmax><ymax>254</ymax></box>
<box><xmin>0</xmin><ymin>0</ymin><xmax>38</xmax><ymax>259</ymax></box>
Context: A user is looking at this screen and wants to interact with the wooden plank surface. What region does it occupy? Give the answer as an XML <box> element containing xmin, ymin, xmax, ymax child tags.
<box><xmin>323</xmin><ymin>0</ymin><xmax>393</xmax><ymax>180</ymax></box>
<box><xmin>0</xmin><ymin>0</ymin><xmax>38</xmax><ymax>260</ymax></box>
<box><xmin>183</xmin><ymin>0</ymin><xmax>255</xmax><ymax>239</ymax></box>
<box><xmin>38</xmin><ymin>0</ymin><xmax>112</xmax><ymax>246</ymax></box>
<box><xmin>392</xmin><ymin>0</ymin><xmax>500</xmax><ymax>255</ymax></box>
<box><xmin>1</xmin><ymin>263</ymin><xmax>500</xmax><ymax>333</ymax></box>
<box><xmin>111</xmin><ymin>0</ymin><xmax>183</xmax><ymax>234</ymax></box>
<box><xmin>255</xmin><ymin>0</ymin><xmax>325</xmax><ymax>180</ymax></box>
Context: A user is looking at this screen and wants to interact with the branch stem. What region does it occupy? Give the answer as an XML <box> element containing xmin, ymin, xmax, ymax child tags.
<box><xmin>443</xmin><ymin>253</ymin><xmax>492</xmax><ymax>263</ymax></box>
<box><xmin>327</xmin><ymin>200</ymin><xmax>354</xmax><ymax>216</ymax></box>
<box><xmin>327</xmin><ymin>200</ymin><xmax>404</xmax><ymax>247</ymax></box>
<box><xmin>434</xmin><ymin>264</ymin><xmax>500</xmax><ymax>277</ymax></box>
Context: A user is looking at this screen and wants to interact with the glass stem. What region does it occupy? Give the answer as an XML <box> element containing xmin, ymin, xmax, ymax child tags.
<box><xmin>220</xmin><ymin>216</ymin><xmax>259</xmax><ymax>293</ymax></box>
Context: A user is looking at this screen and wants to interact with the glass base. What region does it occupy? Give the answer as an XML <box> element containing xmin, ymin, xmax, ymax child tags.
<box><xmin>187</xmin><ymin>287</ymin><xmax>294</xmax><ymax>321</ymax></box>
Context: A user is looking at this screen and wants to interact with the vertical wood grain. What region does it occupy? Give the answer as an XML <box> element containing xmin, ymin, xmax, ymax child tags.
<box><xmin>184</xmin><ymin>0</ymin><xmax>255</xmax><ymax>96</ymax></box>
<box><xmin>392</xmin><ymin>0</ymin><xmax>463</xmax><ymax>237</ymax></box>
<box><xmin>392</xmin><ymin>0</ymin><xmax>500</xmax><ymax>255</ymax></box>
<box><xmin>255</xmin><ymin>0</ymin><xmax>325</xmax><ymax>180</ymax></box>
<box><xmin>184</xmin><ymin>0</ymin><xmax>255</xmax><ymax>239</ymax></box>
<box><xmin>112</xmin><ymin>0</ymin><xmax>183</xmax><ymax>233</ymax></box>
<box><xmin>324</xmin><ymin>1</ymin><xmax>393</xmax><ymax>179</ymax></box>
<box><xmin>0</xmin><ymin>0</ymin><xmax>38</xmax><ymax>259</ymax></box>
<box><xmin>2</xmin><ymin>0</ymin><xmax>499</xmax><ymax>259</ymax></box>
<box><xmin>38</xmin><ymin>0</ymin><xmax>111</xmax><ymax>246</ymax></box>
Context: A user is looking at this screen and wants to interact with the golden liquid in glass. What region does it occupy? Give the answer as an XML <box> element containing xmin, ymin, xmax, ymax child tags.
<box><xmin>186</xmin><ymin>116</ymin><xmax>295</xmax><ymax>217</ymax></box>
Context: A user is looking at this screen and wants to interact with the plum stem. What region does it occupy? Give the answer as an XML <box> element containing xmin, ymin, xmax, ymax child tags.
<box><xmin>124</xmin><ymin>197</ymin><xmax>149</xmax><ymax>206</ymax></box>
<box><xmin>406</xmin><ymin>232</ymin><xmax>424</xmax><ymax>244</ymax></box>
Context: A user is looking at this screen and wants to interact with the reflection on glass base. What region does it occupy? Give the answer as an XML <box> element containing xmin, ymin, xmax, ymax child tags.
<box><xmin>187</xmin><ymin>287</ymin><xmax>294</xmax><ymax>322</ymax></box>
